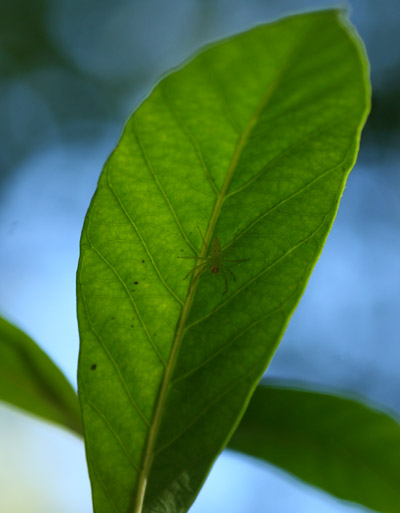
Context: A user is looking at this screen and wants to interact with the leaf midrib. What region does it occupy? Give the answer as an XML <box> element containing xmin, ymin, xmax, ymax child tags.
<box><xmin>132</xmin><ymin>26</ymin><xmax>311</xmax><ymax>513</ymax></box>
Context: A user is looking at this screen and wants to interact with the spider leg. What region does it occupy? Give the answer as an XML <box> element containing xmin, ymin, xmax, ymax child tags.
<box><xmin>218</xmin><ymin>268</ymin><xmax>230</xmax><ymax>295</ymax></box>
<box><xmin>197</xmin><ymin>225</ymin><xmax>208</xmax><ymax>251</ymax></box>
<box><xmin>220</xmin><ymin>265</ymin><xmax>236</xmax><ymax>282</ymax></box>
<box><xmin>183</xmin><ymin>262</ymin><xmax>207</xmax><ymax>280</ymax></box>
<box><xmin>192</xmin><ymin>265</ymin><xmax>207</xmax><ymax>282</ymax></box>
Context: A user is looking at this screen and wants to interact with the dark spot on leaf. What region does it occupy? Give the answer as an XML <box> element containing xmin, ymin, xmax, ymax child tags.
<box><xmin>142</xmin><ymin>260</ymin><xmax>145</xmax><ymax>263</ymax></box>
<box><xmin>91</xmin><ymin>364</ymin><xmax>97</xmax><ymax>370</ymax></box>
<box><xmin>134</xmin><ymin>281</ymin><xmax>139</xmax><ymax>285</ymax></box>
<box><xmin>111</xmin><ymin>316</ymin><xmax>115</xmax><ymax>320</ymax></box>
<box><xmin>131</xmin><ymin>324</ymin><xmax>134</xmax><ymax>328</ymax></box>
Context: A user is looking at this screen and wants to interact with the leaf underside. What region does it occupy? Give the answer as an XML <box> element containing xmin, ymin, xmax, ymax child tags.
<box><xmin>77</xmin><ymin>9</ymin><xmax>370</xmax><ymax>513</ymax></box>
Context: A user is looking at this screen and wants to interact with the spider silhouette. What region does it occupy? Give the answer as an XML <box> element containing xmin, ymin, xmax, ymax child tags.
<box><xmin>179</xmin><ymin>228</ymin><xmax>249</xmax><ymax>295</ymax></box>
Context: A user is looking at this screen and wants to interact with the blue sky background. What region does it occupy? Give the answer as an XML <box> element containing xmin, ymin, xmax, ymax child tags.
<box><xmin>1</xmin><ymin>1</ymin><xmax>399</xmax><ymax>511</ymax></box>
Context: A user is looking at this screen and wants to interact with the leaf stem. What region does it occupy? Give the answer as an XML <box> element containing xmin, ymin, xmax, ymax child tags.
<box><xmin>132</xmin><ymin>38</ymin><xmax>299</xmax><ymax>512</ymax></box>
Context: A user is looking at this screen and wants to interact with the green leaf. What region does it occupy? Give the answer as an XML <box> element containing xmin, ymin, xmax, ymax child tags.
<box><xmin>229</xmin><ymin>384</ymin><xmax>400</xmax><ymax>513</ymax></box>
<box><xmin>77</xmin><ymin>9</ymin><xmax>370</xmax><ymax>513</ymax></box>
<box><xmin>0</xmin><ymin>315</ymin><xmax>82</xmax><ymax>435</ymax></box>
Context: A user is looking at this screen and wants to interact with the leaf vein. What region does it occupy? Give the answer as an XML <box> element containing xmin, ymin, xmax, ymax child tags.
<box><xmin>231</xmin><ymin>146</ymin><xmax>353</xmax><ymax>243</ymax></box>
<box><xmin>131</xmin><ymin>124</ymin><xmax>198</xmax><ymax>254</ymax></box>
<box><xmin>87</xmin><ymin>399</ymin><xmax>140</xmax><ymax>471</ymax></box>
<box><xmin>172</xmin><ymin>296</ymin><xmax>294</xmax><ymax>386</ymax></box>
<box><xmin>89</xmin><ymin>244</ymin><xmax>167</xmax><ymax>367</ymax></box>
<box><xmin>155</xmin><ymin>361</ymin><xmax>261</xmax><ymax>457</ymax></box>
<box><xmin>90</xmin><ymin>458</ymin><xmax>122</xmax><ymax>513</ymax></box>
<box><xmin>160</xmin><ymin>82</ymin><xmax>219</xmax><ymax>196</ymax></box>
<box><xmin>201</xmin><ymin>53</ymin><xmax>242</xmax><ymax>134</ymax></box>
<box><xmin>186</xmin><ymin>221</ymin><xmax>324</xmax><ymax>330</ymax></box>
<box><xmin>79</xmin><ymin>282</ymin><xmax>151</xmax><ymax>427</ymax></box>
<box><xmin>106</xmin><ymin>175</ymin><xmax>184</xmax><ymax>307</ymax></box>
<box><xmin>225</xmin><ymin>117</ymin><xmax>353</xmax><ymax>200</ymax></box>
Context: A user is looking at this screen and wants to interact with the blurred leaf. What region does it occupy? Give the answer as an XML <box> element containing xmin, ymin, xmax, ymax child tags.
<box><xmin>77</xmin><ymin>10</ymin><xmax>370</xmax><ymax>513</ymax></box>
<box><xmin>0</xmin><ymin>316</ymin><xmax>82</xmax><ymax>435</ymax></box>
<box><xmin>0</xmin><ymin>0</ymin><xmax>66</xmax><ymax>74</ymax></box>
<box><xmin>229</xmin><ymin>384</ymin><xmax>400</xmax><ymax>513</ymax></box>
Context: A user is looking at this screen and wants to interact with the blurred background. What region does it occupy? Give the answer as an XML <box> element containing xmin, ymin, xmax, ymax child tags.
<box><xmin>0</xmin><ymin>0</ymin><xmax>399</xmax><ymax>512</ymax></box>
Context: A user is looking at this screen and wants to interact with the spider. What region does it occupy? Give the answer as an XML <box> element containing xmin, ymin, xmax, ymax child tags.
<box><xmin>179</xmin><ymin>228</ymin><xmax>249</xmax><ymax>295</ymax></box>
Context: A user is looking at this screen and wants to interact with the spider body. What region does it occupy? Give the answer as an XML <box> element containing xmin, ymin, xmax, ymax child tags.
<box><xmin>179</xmin><ymin>230</ymin><xmax>248</xmax><ymax>295</ymax></box>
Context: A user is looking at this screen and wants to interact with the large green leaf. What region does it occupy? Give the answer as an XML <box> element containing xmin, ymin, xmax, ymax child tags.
<box><xmin>0</xmin><ymin>316</ymin><xmax>82</xmax><ymax>434</ymax></box>
<box><xmin>77</xmin><ymin>9</ymin><xmax>370</xmax><ymax>513</ymax></box>
<box><xmin>229</xmin><ymin>384</ymin><xmax>400</xmax><ymax>513</ymax></box>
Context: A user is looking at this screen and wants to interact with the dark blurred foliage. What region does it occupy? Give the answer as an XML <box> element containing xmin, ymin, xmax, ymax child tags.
<box><xmin>0</xmin><ymin>0</ymin><xmax>115</xmax><ymax>177</ymax></box>
<box><xmin>366</xmin><ymin>66</ymin><xmax>400</xmax><ymax>149</ymax></box>
<box><xmin>0</xmin><ymin>0</ymin><xmax>64</xmax><ymax>74</ymax></box>
<box><xmin>0</xmin><ymin>0</ymin><xmax>399</xmax><ymax>181</ymax></box>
